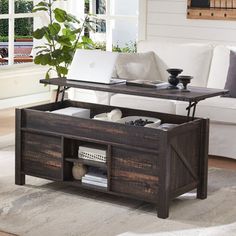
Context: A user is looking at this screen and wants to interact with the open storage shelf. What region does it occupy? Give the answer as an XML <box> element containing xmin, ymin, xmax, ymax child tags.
<box><xmin>65</xmin><ymin>158</ymin><xmax>107</xmax><ymax>170</ymax></box>
<box><xmin>16</xmin><ymin>99</ymin><xmax>209</xmax><ymax>219</ymax></box>
<box><xmin>65</xmin><ymin>180</ymin><xmax>108</xmax><ymax>192</ymax></box>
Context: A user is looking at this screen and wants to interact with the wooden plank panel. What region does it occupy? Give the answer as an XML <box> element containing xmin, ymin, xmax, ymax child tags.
<box><xmin>23</xmin><ymin>159</ymin><xmax>62</xmax><ymax>180</ymax></box>
<box><xmin>148</xmin><ymin>0</ymin><xmax>186</xmax><ymax>14</ymax></box>
<box><xmin>187</xmin><ymin>8</ymin><xmax>236</xmax><ymax>21</ymax></box>
<box><xmin>22</xmin><ymin>132</ymin><xmax>62</xmax><ymax>180</ymax></box>
<box><xmin>22</xmin><ymin>132</ymin><xmax>62</xmax><ymax>159</ymax></box>
<box><xmin>111</xmin><ymin>175</ymin><xmax>158</xmax><ymax>202</ymax></box>
<box><xmin>111</xmin><ymin>147</ymin><xmax>159</xmax><ymax>201</ymax></box>
<box><xmin>169</xmin><ymin>126</ymin><xmax>200</xmax><ymax>195</ymax></box>
<box><xmin>146</xmin><ymin>0</ymin><xmax>236</xmax><ymax>45</ymax></box>
<box><xmin>0</xmin><ymin>64</ymin><xmax>49</xmax><ymax>99</ymax></box>
<box><xmin>147</xmin><ymin>24</ymin><xmax>236</xmax><ymax>42</ymax></box>
<box><xmin>148</xmin><ymin>12</ymin><xmax>236</xmax><ymax>29</ymax></box>
<box><xmin>112</xmin><ymin>147</ymin><xmax>159</xmax><ymax>176</ymax></box>
<box><xmin>22</xmin><ymin>110</ymin><xmax>161</xmax><ymax>150</ymax></box>
<box><xmin>146</xmin><ymin>35</ymin><xmax>236</xmax><ymax>45</ymax></box>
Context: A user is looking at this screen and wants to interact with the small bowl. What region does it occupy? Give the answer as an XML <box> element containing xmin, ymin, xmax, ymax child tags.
<box><xmin>166</xmin><ymin>68</ymin><xmax>183</xmax><ymax>77</ymax></box>
<box><xmin>117</xmin><ymin>116</ymin><xmax>161</xmax><ymax>127</ymax></box>
<box><xmin>178</xmin><ymin>75</ymin><xmax>193</xmax><ymax>91</ymax></box>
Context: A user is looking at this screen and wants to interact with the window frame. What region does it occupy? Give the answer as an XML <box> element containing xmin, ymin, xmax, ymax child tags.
<box><xmin>89</xmin><ymin>0</ymin><xmax>139</xmax><ymax>51</ymax></box>
<box><xmin>0</xmin><ymin>0</ymin><xmax>34</xmax><ymax>66</ymax></box>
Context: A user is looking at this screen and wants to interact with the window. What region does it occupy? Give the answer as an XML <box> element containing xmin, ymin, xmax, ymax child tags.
<box><xmin>0</xmin><ymin>0</ymin><xmax>34</xmax><ymax>66</ymax></box>
<box><xmin>86</xmin><ymin>0</ymin><xmax>138</xmax><ymax>51</ymax></box>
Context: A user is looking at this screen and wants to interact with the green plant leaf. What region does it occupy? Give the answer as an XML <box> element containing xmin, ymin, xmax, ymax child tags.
<box><xmin>62</xmin><ymin>51</ymin><xmax>73</xmax><ymax>64</ymax></box>
<box><xmin>54</xmin><ymin>8</ymin><xmax>67</xmax><ymax>23</ymax></box>
<box><xmin>45</xmin><ymin>71</ymin><xmax>50</xmax><ymax>80</ymax></box>
<box><xmin>56</xmin><ymin>36</ymin><xmax>72</xmax><ymax>47</ymax></box>
<box><xmin>62</xmin><ymin>28</ymin><xmax>76</xmax><ymax>41</ymax></box>
<box><xmin>66</xmin><ymin>14</ymin><xmax>81</xmax><ymax>23</ymax></box>
<box><xmin>57</xmin><ymin>66</ymin><xmax>68</xmax><ymax>75</ymax></box>
<box><xmin>82</xmin><ymin>36</ymin><xmax>93</xmax><ymax>44</ymax></box>
<box><xmin>36</xmin><ymin>49</ymin><xmax>50</xmax><ymax>55</ymax></box>
<box><xmin>48</xmin><ymin>23</ymin><xmax>61</xmax><ymax>36</ymax></box>
<box><xmin>64</xmin><ymin>22</ymin><xmax>76</xmax><ymax>30</ymax></box>
<box><xmin>36</xmin><ymin>1</ymin><xmax>49</xmax><ymax>7</ymax></box>
<box><xmin>34</xmin><ymin>53</ymin><xmax>51</xmax><ymax>66</ymax></box>
<box><xmin>34</xmin><ymin>54</ymin><xmax>43</xmax><ymax>64</ymax></box>
<box><xmin>32</xmin><ymin>7</ymin><xmax>48</xmax><ymax>12</ymax></box>
<box><xmin>32</xmin><ymin>28</ymin><xmax>46</xmax><ymax>39</ymax></box>
<box><xmin>72</xmin><ymin>28</ymin><xmax>82</xmax><ymax>34</ymax></box>
<box><xmin>41</xmin><ymin>53</ymin><xmax>52</xmax><ymax>65</ymax></box>
<box><xmin>51</xmin><ymin>49</ymin><xmax>62</xmax><ymax>58</ymax></box>
<box><xmin>45</xmin><ymin>68</ymin><xmax>53</xmax><ymax>80</ymax></box>
<box><xmin>34</xmin><ymin>46</ymin><xmax>48</xmax><ymax>49</ymax></box>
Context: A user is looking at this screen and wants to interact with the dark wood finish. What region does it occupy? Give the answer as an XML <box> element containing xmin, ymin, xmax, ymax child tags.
<box><xmin>197</xmin><ymin>119</ymin><xmax>209</xmax><ymax>199</ymax></box>
<box><xmin>157</xmin><ymin>131</ymin><xmax>171</xmax><ymax>218</ymax></box>
<box><xmin>187</xmin><ymin>0</ymin><xmax>236</xmax><ymax>21</ymax></box>
<box><xmin>111</xmin><ymin>147</ymin><xmax>159</xmax><ymax>202</ymax></box>
<box><xmin>15</xmin><ymin>99</ymin><xmax>210</xmax><ymax>219</ymax></box>
<box><xmin>107</xmin><ymin>145</ymin><xmax>112</xmax><ymax>191</ymax></box>
<box><xmin>65</xmin><ymin>158</ymin><xmax>107</xmax><ymax>170</ymax></box>
<box><xmin>15</xmin><ymin>109</ymin><xmax>25</xmax><ymax>185</ymax></box>
<box><xmin>21</xmin><ymin>132</ymin><xmax>63</xmax><ymax>180</ymax></box>
<box><xmin>40</xmin><ymin>78</ymin><xmax>228</xmax><ymax>102</ymax></box>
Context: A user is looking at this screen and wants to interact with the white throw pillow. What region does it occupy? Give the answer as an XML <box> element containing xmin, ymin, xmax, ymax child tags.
<box><xmin>138</xmin><ymin>41</ymin><xmax>213</xmax><ymax>87</ymax></box>
<box><xmin>114</xmin><ymin>52</ymin><xmax>162</xmax><ymax>81</ymax></box>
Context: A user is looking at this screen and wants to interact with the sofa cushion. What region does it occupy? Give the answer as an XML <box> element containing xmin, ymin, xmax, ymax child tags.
<box><xmin>207</xmin><ymin>45</ymin><xmax>236</xmax><ymax>89</ymax></box>
<box><xmin>114</xmin><ymin>52</ymin><xmax>161</xmax><ymax>81</ymax></box>
<box><xmin>224</xmin><ymin>50</ymin><xmax>236</xmax><ymax>98</ymax></box>
<box><xmin>110</xmin><ymin>94</ymin><xmax>176</xmax><ymax>114</ymax></box>
<box><xmin>176</xmin><ymin>97</ymin><xmax>236</xmax><ymax>124</ymax></box>
<box><xmin>138</xmin><ymin>40</ymin><xmax>213</xmax><ymax>87</ymax></box>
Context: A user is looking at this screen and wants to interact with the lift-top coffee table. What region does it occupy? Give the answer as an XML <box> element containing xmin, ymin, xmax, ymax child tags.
<box><xmin>15</xmin><ymin>78</ymin><xmax>228</xmax><ymax>218</ymax></box>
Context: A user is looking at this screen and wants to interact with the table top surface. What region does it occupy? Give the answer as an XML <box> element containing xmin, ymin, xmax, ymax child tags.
<box><xmin>40</xmin><ymin>78</ymin><xmax>229</xmax><ymax>102</ymax></box>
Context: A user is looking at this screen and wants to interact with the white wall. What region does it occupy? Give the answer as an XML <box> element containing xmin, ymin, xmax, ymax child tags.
<box><xmin>144</xmin><ymin>0</ymin><xmax>236</xmax><ymax>45</ymax></box>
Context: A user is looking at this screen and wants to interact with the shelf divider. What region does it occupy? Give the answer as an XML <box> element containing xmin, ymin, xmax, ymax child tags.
<box><xmin>65</xmin><ymin>157</ymin><xmax>107</xmax><ymax>170</ymax></box>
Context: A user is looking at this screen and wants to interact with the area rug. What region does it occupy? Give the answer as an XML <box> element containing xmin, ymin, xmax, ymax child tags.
<box><xmin>0</xmin><ymin>231</ymin><xmax>17</xmax><ymax>236</ymax></box>
<box><xmin>0</xmin><ymin>147</ymin><xmax>236</xmax><ymax>236</ymax></box>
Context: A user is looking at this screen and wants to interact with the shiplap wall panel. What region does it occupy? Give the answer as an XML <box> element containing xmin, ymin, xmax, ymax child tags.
<box><xmin>0</xmin><ymin>64</ymin><xmax>49</xmax><ymax>99</ymax></box>
<box><xmin>146</xmin><ymin>0</ymin><xmax>236</xmax><ymax>44</ymax></box>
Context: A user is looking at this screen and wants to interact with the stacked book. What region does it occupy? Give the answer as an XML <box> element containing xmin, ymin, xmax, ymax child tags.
<box><xmin>82</xmin><ymin>167</ymin><xmax>107</xmax><ymax>188</ymax></box>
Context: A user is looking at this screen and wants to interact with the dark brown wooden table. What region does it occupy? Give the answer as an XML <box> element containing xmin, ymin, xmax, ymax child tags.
<box><xmin>40</xmin><ymin>78</ymin><xmax>228</xmax><ymax>119</ymax></box>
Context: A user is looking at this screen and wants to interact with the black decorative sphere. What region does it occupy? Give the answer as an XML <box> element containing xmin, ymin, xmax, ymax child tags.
<box><xmin>166</xmin><ymin>68</ymin><xmax>183</xmax><ymax>88</ymax></box>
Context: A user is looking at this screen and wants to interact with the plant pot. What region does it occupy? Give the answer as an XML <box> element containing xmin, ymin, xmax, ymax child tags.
<box><xmin>15</xmin><ymin>38</ymin><xmax>33</xmax><ymax>42</ymax></box>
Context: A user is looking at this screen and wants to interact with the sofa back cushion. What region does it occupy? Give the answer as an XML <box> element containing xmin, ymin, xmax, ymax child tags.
<box><xmin>114</xmin><ymin>51</ymin><xmax>161</xmax><ymax>81</ymax></box>
<box><xmin>207</xmin><ymin>45</ymin><xmax>236</xmax><ymax>89</ymax></box>
<box><xmin>138</xmin><ymin>40</ymin><xmax>213</xmax><ymax>87</ymax></box>
<box><xmin>224</xmin><ymin>50</ymin><xmax>236</xmax><ymax>98</ymax></box>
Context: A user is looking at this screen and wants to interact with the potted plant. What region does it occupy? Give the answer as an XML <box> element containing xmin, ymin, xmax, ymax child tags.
<box><xmin>32</xmin><ymin>0</ymin><xmax>95</xmax><ymax>79</ymax></box>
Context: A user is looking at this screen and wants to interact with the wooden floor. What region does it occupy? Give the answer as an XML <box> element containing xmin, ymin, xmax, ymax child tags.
<box><xmin>0</xmin><ymin>108</ymin><xmax>15</xmax><ymax>136</ymax></box>
<box><xmin>1</xmin><ymin>107</ymin><xmax>236</xmax><ymax>170</ymax></box>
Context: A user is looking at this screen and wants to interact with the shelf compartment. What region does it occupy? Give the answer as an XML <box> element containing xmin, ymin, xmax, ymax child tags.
<box><xmin>65</xmin><ymin>180</ymin><xmax>108</xmax><ymax>192</ymax></box>
<box><xmin>65</xmin><ymin>158</ymin><xmax>107</xmax><ymax>170</ymax></box>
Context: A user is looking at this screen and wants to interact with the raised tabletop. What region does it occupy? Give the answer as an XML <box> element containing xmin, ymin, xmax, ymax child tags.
<box><xmin>40</xmin><ymin>78</ymin><xmax>228</xmax><ymax>103</ymax></box>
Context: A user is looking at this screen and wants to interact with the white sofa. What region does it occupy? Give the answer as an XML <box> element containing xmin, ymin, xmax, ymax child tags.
<box><xmin>70</xmin><ymin>41</ymin><xmax>236</xmax><ymax>160</ymax></box>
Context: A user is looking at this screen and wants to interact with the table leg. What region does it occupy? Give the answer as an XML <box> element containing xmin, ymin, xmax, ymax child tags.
<box><xmin>55</xmin><ymin>86</ymin><xmax>70</xmax><ymax>102</ymax></box>
<box><xmin>197</xmin><ymin>119</ymin><xmax>209</xmax><ymax>199</ymax></box>
<box><xmin>61</xmin><ymin>86</ymin><xmax>66</xmax><ymax>102</ymax></box>
<box><xmin>55</xmin><ymin>86</ymin><xmax>61</xmax><ymax>102</ymax></box>
<box><xmin>15</xmin><ymin>109</ymin><xmax>25</xmax><ymax>185</ymax></box>
<box><xmin>186</xmin><ymin>101</ymin><xmax>198</xmax><ymax>120</ymax></box>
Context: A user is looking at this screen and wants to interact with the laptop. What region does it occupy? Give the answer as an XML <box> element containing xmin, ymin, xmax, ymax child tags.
<box><xmin>67</xmin><ymin>49</ymin><xmax>126</xmax><ymax>84</ymax></box>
